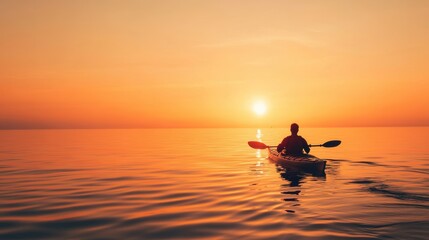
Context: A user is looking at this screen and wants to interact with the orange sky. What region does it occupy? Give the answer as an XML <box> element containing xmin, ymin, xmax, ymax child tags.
<box><xmin>1</xmin><ymin>1</ymin><xmax>428</xmax><ymax>129</ymax></box>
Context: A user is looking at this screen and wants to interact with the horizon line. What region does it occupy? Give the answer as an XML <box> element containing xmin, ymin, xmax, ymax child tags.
<box><xmin>1</xmin><ymin>125</ymin><xmax>428</xmax><ymax>130</ymax></box>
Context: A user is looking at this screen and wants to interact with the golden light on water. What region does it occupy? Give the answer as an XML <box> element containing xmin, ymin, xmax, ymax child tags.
<box><xmin>256</xmin><ymin>129</ymin><xmax>263</xmax><ymax>140</ymax></box>
<box><xmin>255</xmin><ymin>128</ymin><xmax>264</xmax><ymax>165</ymax></box>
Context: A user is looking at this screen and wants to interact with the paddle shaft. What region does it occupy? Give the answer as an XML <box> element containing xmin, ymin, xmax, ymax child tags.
<box><xmin>268</xmin><ymin>144</ymin><xmax>322</xmax><ymax>148</ymax></box>
<box><xmin>248</xmin><ymin>140</ymin><xmax>341</xmax><ymax>149</ymax></box>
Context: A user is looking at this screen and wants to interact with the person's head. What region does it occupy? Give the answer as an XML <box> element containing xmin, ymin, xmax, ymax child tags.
<box><xmin>290</xmin><ymin>123</ymin><xmax>299</xmax><ymax>135</ymax></box>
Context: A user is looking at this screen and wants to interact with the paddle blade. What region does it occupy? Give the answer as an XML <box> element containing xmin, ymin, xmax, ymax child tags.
<box><xmin>322</xmin><ymin>140</ymin><xmax>341</xmax><ymax>148</ymax></box>
<box><xmin>248</xmin><ymin>141</ymin><xmax>268</xmax><ymax>149</ymax></box>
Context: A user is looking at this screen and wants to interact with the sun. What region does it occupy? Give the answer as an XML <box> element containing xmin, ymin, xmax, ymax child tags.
<box><xmin>253</xmin><ymin>101</ymin><xmax>267</xmax><ymax>116</ymax></box>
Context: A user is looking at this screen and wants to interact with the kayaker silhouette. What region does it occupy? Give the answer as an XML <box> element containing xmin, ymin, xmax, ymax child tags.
<box><xmin>277</xmin><ymin>123</ymin><xmax>310</xmax><ymax>155</ymax></box>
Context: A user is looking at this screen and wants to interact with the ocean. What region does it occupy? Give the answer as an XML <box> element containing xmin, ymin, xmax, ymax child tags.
<box><xmin>0</xmin><ymin>127</ymin><xmax>428</xmax><ymax>239</ymax></box>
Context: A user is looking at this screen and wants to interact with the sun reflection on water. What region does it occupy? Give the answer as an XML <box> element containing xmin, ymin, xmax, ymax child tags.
<box><xmin>254</xmin><ymin>129</ymin><xmax>265</xmax><ymax>174</ymax></box>
<box><xmin>256</xmin><ymin>129</ymin><xmax>263</xmax><ymax>140</ymax></box>
<box><xmin>255</xmin><ymin>129</ymin><xmax>264</xmax><ymax>160</ymax></box>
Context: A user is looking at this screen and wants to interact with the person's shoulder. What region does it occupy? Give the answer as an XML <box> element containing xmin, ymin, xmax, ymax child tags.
<box><xmin>298</xmin><ymin>135</ymin><xmax>307</xmax><ymax>141</ymax></box>
<box><xmin>282</xmin><ymin>136</ymin><xmax>291</xmax><ymax>142</ymax></box>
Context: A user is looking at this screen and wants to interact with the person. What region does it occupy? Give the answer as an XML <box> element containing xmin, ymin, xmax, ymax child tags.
<box><xmin>277</xmin><ymin>123</ymin><xmax>310</xmax><ymax>155</ymax></box>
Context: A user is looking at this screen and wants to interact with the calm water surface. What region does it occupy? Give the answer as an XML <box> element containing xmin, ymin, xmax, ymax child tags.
<box><xmin>0</xmin><ymin>128</ymin><xmax>428</xmax><ymax>239</ymax></box>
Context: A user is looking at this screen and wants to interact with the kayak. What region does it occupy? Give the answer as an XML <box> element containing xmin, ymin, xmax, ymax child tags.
<box><xmin>267</xmin><ymin>147</ymin><xmax>326</xmax><ymax>173</ymax></box>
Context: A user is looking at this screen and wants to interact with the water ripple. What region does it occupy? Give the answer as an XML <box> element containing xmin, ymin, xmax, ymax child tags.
<box><xmin>0</xmin><ymin>128</ymin><xmax>428</xmax><ymax>239</ymax></box>
<box><xmin>368</xmin><ymin>184</ymin><xmax>429</xmax><ymax>202</ymax></box>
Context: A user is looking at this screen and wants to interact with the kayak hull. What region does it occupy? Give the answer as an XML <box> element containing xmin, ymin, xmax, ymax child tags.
<box><xmin>268</xmin><ymin>148</ymin><xmax>326</xmax><ymax>173</ymax></box>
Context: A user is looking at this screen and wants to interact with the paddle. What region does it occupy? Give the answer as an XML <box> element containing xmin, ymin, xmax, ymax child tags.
<box><xmin>309</xmin><ymin>140</ymin><xmax>341</xmax><ymax>148</ymax></box>
<box><xmin>248</xmin><ymin>140</ymin><xmax>341</xmax><ymax>149</ymax></box>
<box><xmin>248</xmin><ymin>141</ymin><xmax>275</xmax><ymax>149</ymax></box>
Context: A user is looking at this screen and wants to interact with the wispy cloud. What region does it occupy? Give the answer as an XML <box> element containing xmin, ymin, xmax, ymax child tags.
<box><xmin>196</xmin><ymin>34</ymin><xmax>321</xmax><ymax>49</ymax></box>
<box><xmin>155</xmin><ymin>80</ymin><xmax>245</xmax><ymax>89</ymax></box>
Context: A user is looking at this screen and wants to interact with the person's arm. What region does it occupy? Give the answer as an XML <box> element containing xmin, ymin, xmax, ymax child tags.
<box><xmin>302</xmin><ymin>138</ymin><xmax>310</xmax><ymax>154</ymax></box>
<box><xmin>277</xmin><ymin>138</ymin><xmax>287</xmax><ymax>152</ymax></box>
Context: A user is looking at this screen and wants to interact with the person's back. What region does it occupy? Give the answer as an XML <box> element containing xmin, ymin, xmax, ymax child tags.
<box><xmin>277</xmin><ymin>123</ymin><xmax>310</xmax><ymax>155</ymax></box>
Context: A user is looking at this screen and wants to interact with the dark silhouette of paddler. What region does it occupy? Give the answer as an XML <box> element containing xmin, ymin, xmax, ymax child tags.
<box><xmin>277</xmin><ymin>123</ymin><xmax>310</xmax><ymax>155</ymax></box>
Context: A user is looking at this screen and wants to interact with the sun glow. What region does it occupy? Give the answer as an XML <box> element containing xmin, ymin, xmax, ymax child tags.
<box><xmin>253</xmin><ymin>102</ymin><xmax>267</xmax><ymax>116</ymax></box>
